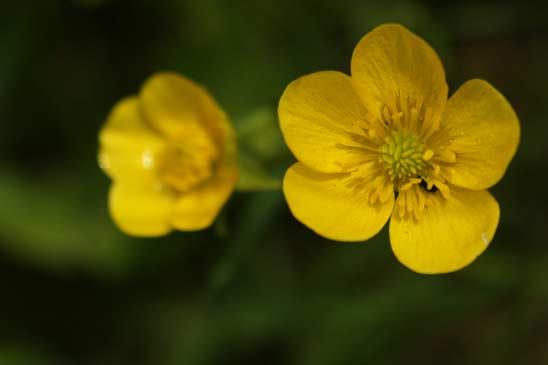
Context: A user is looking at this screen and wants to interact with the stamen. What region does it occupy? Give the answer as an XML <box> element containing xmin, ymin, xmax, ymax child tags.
<box><xmin>437</xmin><ymin>149</ymin><xmax>457</xmax><ymax>163</ymax></box>
<box><xmin>392</xmin><ymin>112</ymin><xmax>403</xmax><ymax>130</ymax></box>
<box><xmin>422</xmin><ymin>149</ymin><xmax>434</xmax><ymax>161</ymax></box>
<box><xmin>369</xmin><ymin>191</ymin><xmax>379</xmax><ymax>204</ymax></box>
<box><xmin>409</xmin><ymin>107</ymin><xmax>419</xmax><ymax>129</ymax></box>
<box><xmin>416</xmin><ymin>189</ymin><xmax>425</xmax><ymax>211</ymax></box>
<box><xmin>437</xmin><ymin>183</ymin><xmax>451</xmax><ymax>199</ymax></box>
<box><xmin>406</xmin><ymin>188</ymin><xmax>416</xmax><ymax>212</ymax></box>
<box><xmin>350</xmin><ymin>97</ymin><xmax>459</xmax><ymax>221</ymax></box>
<box><xmin>382</xmin><ymin>105</ymin><xmax>392</xmax><ymax>126</ymax></box>
<box><xmin>350</xmin><ymin>123</ymin><xmax>368</xmax><ymax>137</ymax></box>
<box><xmin>157</xmin><ymin>124</ymin><xmax>219</xmax><ymax>192</ymax></box>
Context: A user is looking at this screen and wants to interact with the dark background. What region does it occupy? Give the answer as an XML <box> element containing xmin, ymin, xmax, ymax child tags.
<box><xmin>1</xmin><ymin>1</ymin><xmax>547</xmax><ymax>364</ymax></box>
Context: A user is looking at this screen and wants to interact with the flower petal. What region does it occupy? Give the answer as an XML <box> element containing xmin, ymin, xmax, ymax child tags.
<box><xmin>109</xmin><ymin>183</ymin><xmax>174</xmax><ymax>237</ymax></box>
<box><xmin>278</xmin><ymin>71</ymin><xmax>371</xmax><ymax>173</ymax></box>
<box><xmin>171</xmin><ymin>158</ymin><xmax>238</xmax><ymax>231</ymax></box>
<box><xmin>139</xmin><ymin>72</ymin><xmax>227</xmax><ymax>144</ymax></box>
<box><xmin>351</xmin><ymin>24</ymin><xmax>448</xmax><ymax>123</ymax></box>
<box><xmin>443</xmin><ymin>79</ymin><xmax>520</xmax><ymax>190</ymax></box>
<box><xmin>283</xmin><ymin>162</ymin><xmax>394</xmax><ymax>241</ymax></box>
<box><xmin>389</xmin><ymin>187</ymin><xmax>499</xmax><ymax>274</ymax></box>
<box><xmin>99</xmin><ymin>97</ymin><xmax>165</xmax><ymax>185</ymax></box>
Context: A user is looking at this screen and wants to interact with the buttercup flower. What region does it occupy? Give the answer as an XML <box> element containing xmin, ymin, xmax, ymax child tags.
<box><xmin>279</xmin><ymin>24</ymin><xmax>520</xmax><ymax>273</ymax></box>
<box><xmin>99</xmin><ymin>72</ymin><xmax>238</xmax><ymax>236</ymax></box>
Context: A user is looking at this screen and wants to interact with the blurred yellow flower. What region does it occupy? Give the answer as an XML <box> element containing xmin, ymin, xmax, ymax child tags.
<box><xmin>279</xmin><ymin>24</ymin><xmax>520</xmax><ymax>273</ymax></box>
<box><xmin>99</xmin><ymin>72</ymin><xmax>238</xmax><ymax>237</ymax></box>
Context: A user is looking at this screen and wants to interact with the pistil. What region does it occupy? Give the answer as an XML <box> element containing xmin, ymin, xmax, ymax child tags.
<box><xmin>379</xmin><ymin>130</ymin><xmax>426</xmax><ymax>189</ymax></box>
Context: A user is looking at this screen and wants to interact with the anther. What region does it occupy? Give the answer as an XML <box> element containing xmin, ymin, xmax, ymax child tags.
<box><xmin>422</xmin><ymin>149</ymin><xmax>434</xmax><ymax>161</ymax></box>
<box><xmin>438</xmin><ymin>149</ymin><xmax>457</xmax><ymax>163</ymax></box>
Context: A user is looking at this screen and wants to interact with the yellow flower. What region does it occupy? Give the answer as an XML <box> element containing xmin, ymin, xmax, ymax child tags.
<box><xmin>99</xmin><ymin>72</ymin><xmax>238</xmax><ymax>237</ymax></box>
<box><xmin>278</xmin><ymin>24</ymin><xmax>520</xmax><ymax>273</ymax></box>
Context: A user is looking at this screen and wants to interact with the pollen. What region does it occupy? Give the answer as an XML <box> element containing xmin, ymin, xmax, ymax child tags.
<box><xmin>379</xmin><ymin>130</ymin><xmax>426</xmax><ymax>187</ymax></box>
<box><xmin>157</xmin><ymin>124</ymin><xmax>220</xmax><ymax>192</ymax></box>
<box><xmin>348</xmin><ymin>96</ymin><xmax>459</xmax><ymax>221</ymax></box>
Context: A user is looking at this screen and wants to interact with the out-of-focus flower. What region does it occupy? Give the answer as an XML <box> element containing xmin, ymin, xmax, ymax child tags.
<box><xmin>278</xmin><ymin>24</ymin><xmax>520</xmax><ymax>273</ymax></box>
<box><xmin>99</xmin><ymin>72</ymin><xmax>238</xmax><ymax>237</ymax></box>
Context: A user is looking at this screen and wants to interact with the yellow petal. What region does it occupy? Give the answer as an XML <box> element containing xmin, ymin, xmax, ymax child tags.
<box><xmin>171</xmin><ymin>157</ymin><xmax>238</xmax><ymax>231</ymax></box>
<box><xmin>278</xmin><ymin>71</ymin><xmax>371</xmax><ymax>173</ymax></box>
<box><xmin>351</xmin><ymin>24</ymin><xmax>447</xmax><ymax>124</ymax></box>
<box><xmin>442</xmin><ymin>79</ymin><xmax>520</xmax><ymax>190</ymax></box>
<box><xmin>109</xmin><ymin>183</ymin><xmax>174</xmax><ymax>237</ymax></box>
<box><xmin>99</xmin><ymin>97</ymin><xmax>165</xmax><ymax>185</ymax></box>
<box><xmin>283</xmin><ymin>162</ymin><xmax>394</xmax><ymax>241</ymax></box>
<box><xmin>139</xmin><ymin>72</ymin><xmax>227</xmax><ymax>144</ymax></box>
<box><xmin>389</xmin><ymin>187</ymin><xmax>499</xmax><ymax>274</ymax></box>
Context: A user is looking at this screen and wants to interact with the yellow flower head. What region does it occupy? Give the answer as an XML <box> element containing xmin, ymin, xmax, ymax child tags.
<box><xmin>278</xmin><ymin>24</ymin><xmax>520</xmax><ymax>273</ymax></box>
<box><xmin>99</xmin><ymin>72</ymin><xmax>238</xmax><ymax>237</ymax></box>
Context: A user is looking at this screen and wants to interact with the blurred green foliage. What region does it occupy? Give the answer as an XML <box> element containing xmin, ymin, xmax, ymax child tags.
<box><xmin>1</xmin><ymin>0</ymin><xmax>547</xmax><ymax>364</ymax></box>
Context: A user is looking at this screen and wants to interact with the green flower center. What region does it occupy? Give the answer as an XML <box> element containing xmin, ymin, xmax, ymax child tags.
<box><xmin>379</xmin><ymin>130</ymin><xmax>425</xmax><ymax>187</ymax></box>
